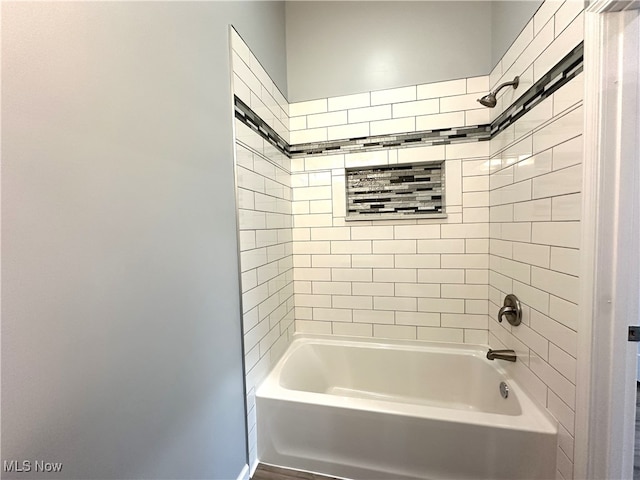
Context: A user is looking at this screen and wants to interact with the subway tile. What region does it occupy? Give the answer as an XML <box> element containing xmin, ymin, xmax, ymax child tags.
<box><xmin>393</xmin><ymin>98</ymin><xmax>439</xmax><ymax>118</ymax></box>
<box><xmin>552</xmin><ymin>193</ymin><xmax>581</xmax><ymax>221</ymax></box>
<box><xmin>353</xmin><ymin>309</ymin><xmax>394</xmax><ymax>324</ymax></box>
<box><xmin>371</xmin><ymin>85</ymin><xmax>417</xmax><ymax>106</ymax></box>
<box><xmin>549</xmin><ymin>295</ymin><xmax>579</xmax><ymax>330</ymax></box>
<box><xmin>395</xmin><ymin>283</ymin><xmax>440</xmax><ymax>298</ymax></box>
<box><xmin>464</xmin><ymin>329</ymin><xmax>489</xmax><ymax>345</ymax></box>
<box><xmin>513</xmin><ymin>242</ymin><xmax>551</xmax><ymax>268</ymax></box>
<box><xmin>550</xmin><ymin>247</ymin><xmax>579</xmax><ymax>276</ymax></box>
<box><xmin>490</xmin><ymin>204</ymin><xmax>514</xmax><ymax>223</ymax></box>
<box><xmin>533</xmin><ymin>164</ymin><xmax>582</xmax><ymax>199</ymax></box>
<box><xmin>445</xmin><ymin>159</ymin><xmax>462</xmax><ymax>206</ymax></box>
<box><xmin>313</xmin><ymin>281</ymin><xmax>352</xmax><ymax>296</ymax></box>
<box><xmin>554</xmin><ymin>72</ymin><xmax>583</xmax><ymax>115</ymax></box>
<box><xmin>397</xmin><ymin>145</ymin><xmax>445</xmax><ymax>163</ymax></box>
<box><xmin>294</xmin><ymin>213</ymin><xmax>333</xmax><ymax>228</ymax></box>
<box><xmin>534</xmin><ymin>13</ymin><xmax>584</xmax><ymax>82</ymax></box>
<box><xmin>463</xmin><ymin>158</ymin><xmax>491</xmax><ymax>177</ymax></box>
<box><xmin>331</xmin><ymin>268</ymin><xmax>372</xmax><ymax>282</ymax></box>
<box><xmin>370</xmin><ymin>117</ymin><xmax>416</xmax><ymax>136</ymax></box>
<box><xmin>555</xmin><ymin>0</ymin><xmax>584</xmax><ymax>37</ymax></box>
<box><xmin>303</xmin><ymin>109</ymin><xmax>345</xmax><ymax>130</ymax></box>
<box><xmin>549</xmin><ymin>342</ymin><xmax>577</xmax><ymax>383</ymax></box>
<box><xmin>416</xmin><ymin>111</ymin><xmax>465</xmax><ymax>130</ymax></box>
<box><xmin>465</xmin><ymin>299</ymin><xmax>489</xmax><ymax>314</ymax></box>
<box><xmin>352</xmin><ymin>254</ymin><xmax>394</xmax><ymax>268</ymax></box>
<box><xmin>292</xmin><ymin>186</ymin><xmax>331</xmax><ymax>202</ymax></box>
<box><xmin>418</xmin><ymin>327</ymin><xmax>464</xmax><ymax>343</ymax></box>
<box><xmin>466</xmin><ymin>76</ymin><xmax>490</xmax><ymax>94</ymax></box>
<box><xmin>305</xmin><ymin>153</ymin><xmax>345</xmax><ymax>171</ymax></box>
<box><xmin>348</xmin><ymin>104</ymin><xmax>391</xmax><ymax>124</ymax></box>
<box><xmin>289</xmin><ymin>98</ymin><xmax>328</xmax><ymax>117</ymax></box>
<box><xmin>417</xmin><ymin>239</ymin><xmax>465</xmax><ymax>254</ymax></box>
<box><xmin>374</xmin><ymin>324</ymin><xmax>417</xmax><ymax>340</ymax></box>
<box><xmin>558</xmin><ymin>424</ymin><xmax>575</xmax><ymax>462</ymax></box>
<box><xmin>396</xmin><ymin>255</ymin><xmax>440</xmax><ymax>269</ymax></box>
<box><xmin>345</xmin><ymin>149</ymin><xmax>388</xmax><ymax>168</ymax></box>
<box><xmin>441</xmin><ymin>284</ymin><xmax>487</xmax><ymax>300</ymax></box>
<box><xmin>514</xmin><ymin>198</ymin><xmax>552</xmax><ymax>222</ymax></box>
<box><xmin>513</xmin><ymin>323</ymin><xmax>550</xmax><ymax>361</ymax></box>
<box><xmin>490</xmin><ymin>239</ymin><xmax>513</xmax><ymax>259</ymax></box>
<box><xmin>373</xmin><ymin>240</ymin><xmax>416</xmax><ymax>254</ymax></box>
<box><xmin>290</xmin><ymin>127</ymin><xmax>328</xmax><ymax>144</ymax></box>
<box><xmin>313</xmin><ymin>307</ymin><xmax>352</xmax><ymax>322</ymax></box>
<box><xmin>311</xmin><ymin>254</ymin><xmax>351</xmax><ymax>268</ymax></box>
<box><xmin>418</xmin><ymin>298</ymin><xmax>464</xmax><ymax>314</ymax></box>
<box><xmin>295</xmin><ymin>293</ymin><xmax>331</xmax><ymax>308</ymax></box>
<box><xmin>327</xmin><ymin>122</ymin><xmax>370</xmax><ymax>141</ymax></box>
<box><xmin>417</xmin><ymin>78</ymin><xmax>466</xmax><ymax>99</ymax></box>
<box><xmin>500</xmin><ymin>222</ymin><xmax>532</xmax><ymax>242</ymax></box>
<box><xmin>463</xmin><ymin>175</ymin><xmax>490</xmax><ymax>192</ymax></box>
<box><xmin>534</xmin><ymin>0</ymin><xmax>564</xmax><ymax>36</ymax></box>
<box><xmin>394</xmin><ymin>224</ymin><xmax>441</xmax><ymax>239</ymax></box>
<box><xmin>374</xmin><ymin>296</ymin><xmax>417</xmax><ymax>312</ymax></box>
<box><xmin>531</xmin><ymin>221</ymin><xmax>580</xmax><ymax>248</ymax></box>
<box><xmin>418</xmin><ymin>269</ymin><xmax>465</xmax><ymax>283</ymax></box>
<box><xmin>332</xmin><ymin>240</ymin><xmax>371</xmax><ymax>254</ymax></box>
<box><xmin>463</xmin><ymin>207</ymin><xmax>489</xmax><ymax>223</ymax></box>
<box><xmin>373</xmin><ymin>268</ymin><xmax>417</xmax><ymax>283</ymax></box>
<box><xmin>502</xmin><ymin>19</ymin><xmax>534</xmax><ymax>72</ymax></box>
<box><xmin>441</xmin><ymin>313</ymin><xmax>488</xmax><ymax>329</ymax></box>
<box><xmin>310</xmin><ymin>227</ymin><xmax>349</xmax><ymax>242</ymax></box>
<box><xmin>333</xmin><ymin>295</ymin><xmax>373</xmax><ymax>310</ymax></box>
<box><xmin>530</xmin><ymin>353</ymin><xmax>575</xmax><ymax>406</ymax></box>
<box><xmin>513</xmin><ymin>280</ymin><xmax>550</xmax><ymax>315</ymax></box>
<box><xmin>295</xmin><ymin>320</ymin><xmax>332</xmax><ymax>334</ymax></box>
<box><xmin>351</xmin><ymin>225</ymin><xmax>394</xmax><ymax>240</ymax></box>
<box><xmin>548</xmin><ymin>389</ymin><xmax>576</xmax><ymax>436</ymax></box>
<box><xmin>447</xmin><ymin>141</ymin><xmax>490</xmax><ymax>159</ymax></box>
<box><xmin>530</xmin><ymin>310</ymin><xmax>577</xmax><ymax>357</ymax></box>
<box><xmin>514</xmin><ymin>150</ymin><xmax>553</xmax><ymax>182</ymax></box>
<box><xmin>352</xmin><ymin>282</ymin><xmax>394</xmax><ymax>296</ymax></box>
<box><xmin>441</xmin><ymin>254</ymin><xmax>489</xmax><ymax>269</ymax></box>
<box><xmin>463</xmin><ymin>191</ymin><xmax>490</xmax><ymax>208</ymax></box>
<box><xmin>441</xmin><ymin>223</ymin><xmax>489</xmax><ymax>239</ymax></box>
<box><xmin>396</xmin><ymin>311</ymin><xmax>441</xmax><ymax>327</ymax></box>
<box><xmin>328</xmin><ymin>92</ymin><xmax>370</xmax><ymax>111</ymax></box>
<box><xmin>465</xmin><ymin>109</ymin><xmax>491</xmax><ymax>127</ymax></box>
<box><xmin>295</xmin><ymin>267</ymin><xmax>331</xmax><ymax>281</ymax></box>
<box><xmin>440</xmin><ymin>93</ymin><xmax>482</xmax><ymax>113</ymax></box>
<box><xmin>553</xmin><ymin>135</ymin><xmax>583</xmax><ymax>170</ymax></box>
<box><xmin>332</xmin><ymin>322</ymin><xmax>373</xmax><ymax>337</ymax></box>
<box><xmin>490</xmin><ymin>165</ymin><xmax>514</xmax><ymax>190</ymax></box>
<box><xmin>466</xmin><ymin>240</ymin><xmax>488</xmax><ymax>255</ymax></box>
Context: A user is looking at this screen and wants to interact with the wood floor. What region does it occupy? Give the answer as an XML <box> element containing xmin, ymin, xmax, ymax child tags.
<box><xmin>252</xmin><ymin>464</ymin><xmax>342</xmax><ymax>480</ymax></box>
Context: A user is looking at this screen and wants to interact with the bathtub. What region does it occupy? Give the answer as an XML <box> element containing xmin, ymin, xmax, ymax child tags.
<box><xmin>257</xmin><ymin>335</ymin><xmax>557</xmax><ymax>480</ymax></box>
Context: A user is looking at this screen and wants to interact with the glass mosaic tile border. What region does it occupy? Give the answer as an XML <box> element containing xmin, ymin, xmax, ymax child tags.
<box><xmin>346</xmin><ymin>161</ymin><xmax>446</xmax><ymax>221</ymax></box>
<box><xmin>233</xmin><ymin>42</ymin><xmax>584</xmax><ymax>160</ymax></box>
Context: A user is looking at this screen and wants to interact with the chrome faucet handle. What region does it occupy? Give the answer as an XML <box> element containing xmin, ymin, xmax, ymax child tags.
<box><xmin>498</xmin><ymin>294</ymin><xmax>522</xmax><ymax>326</ymax></box>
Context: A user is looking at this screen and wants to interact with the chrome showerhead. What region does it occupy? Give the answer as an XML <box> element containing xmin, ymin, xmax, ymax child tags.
<box><xmin>477</xmin><ymin>76</ymin><xmax>520</xmax><ymax>108</ymax></box>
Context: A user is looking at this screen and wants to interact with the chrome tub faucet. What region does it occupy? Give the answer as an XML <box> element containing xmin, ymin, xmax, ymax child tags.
<box><xmin>486</xmin><ymin>349</ymin><xmax>517</xmax><ymax>362</ymax></box>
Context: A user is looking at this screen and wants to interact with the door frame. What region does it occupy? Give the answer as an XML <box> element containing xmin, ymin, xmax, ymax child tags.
<box><xmin>575</xmin><ymin>1</ymin><xmax>640</xmax><ymax>478</ymax></box>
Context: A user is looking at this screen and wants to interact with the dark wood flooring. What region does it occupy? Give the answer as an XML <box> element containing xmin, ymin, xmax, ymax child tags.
<box><xmin>252</xmin><ymin>464</ymin><xmax>342</xmax><ymax>480</ymax></box>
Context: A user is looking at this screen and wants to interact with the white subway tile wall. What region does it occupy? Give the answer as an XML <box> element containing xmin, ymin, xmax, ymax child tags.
<box><xmin>232</xmin><ymin>0</ymin><xmax>584</xmax><ymax>475</ymax></box>
<box><xmin>289</xmin><ymin>75</ymin><xmax>490</xmax><ymax>144</ymax></box>
<box><xmin>487</xmin><ymin>4</ymin><xmax>584</xmax><ymax>477</ymax></box>
<box><xmin>231</xmin><ymin>29</ymin><xmax>293</xmax><ymax>470</ymax></box>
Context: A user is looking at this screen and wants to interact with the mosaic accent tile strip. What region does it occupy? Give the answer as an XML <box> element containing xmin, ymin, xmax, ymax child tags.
<box><xmin>346</xmin><ymin>161</ymin><xmax>445</xmax><ymax>220</ymax></box>
<box><xmin>234</xmin><ymin>96</ymin><xmax>290</xmax><ymax>157</ymax></box>
<box><xmin>233</xmin><ymin>42</ymin><xmax>584</xmax><ymax>159</ymax></box>
<box><xmin>490</xmin><ymin>42</ymin><xmax>583</xmax><ymax>138</ymax></box>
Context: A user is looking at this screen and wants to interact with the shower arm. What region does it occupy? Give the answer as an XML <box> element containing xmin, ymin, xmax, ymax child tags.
<box><xmin>493</xmin><ymin>77</ymin><xmax>519</xmax><ymax>97</ymax></box>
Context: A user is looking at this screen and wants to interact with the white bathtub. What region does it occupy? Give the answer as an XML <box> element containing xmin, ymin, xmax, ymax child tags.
<box><xmin>257</xmin><ymin>335</ymin><xmax>558</xmax><ymax>480</ymax></box>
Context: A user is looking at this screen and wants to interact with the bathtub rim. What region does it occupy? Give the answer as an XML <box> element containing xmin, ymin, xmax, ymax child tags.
<box><xmin>257</xmin><ymin>333</ymin><xmax>558</xmax><ymax>435</ymax></box>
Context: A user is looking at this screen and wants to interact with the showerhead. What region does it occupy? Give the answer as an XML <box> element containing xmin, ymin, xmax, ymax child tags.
<box><xmin>477</xmin><ymin>76</ymin><xmax>520</xmax><ymax>108</ymax></box>
<box><xmin>478</xmin><ymin>93</ymin><xmax>497</xmax><ymax>108</ymax></box>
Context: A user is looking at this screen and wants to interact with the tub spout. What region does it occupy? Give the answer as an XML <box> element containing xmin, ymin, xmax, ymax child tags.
<box><xmin>486</xmin><ymin>349</ymin><xmax>517</xmax><ymax>362</ymax></box>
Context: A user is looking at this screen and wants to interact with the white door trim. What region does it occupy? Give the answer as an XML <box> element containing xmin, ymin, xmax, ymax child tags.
<box><xmin>575</xmin><ymin>2</ymin><xmax>640</xmax><ymax>479</ymax></box>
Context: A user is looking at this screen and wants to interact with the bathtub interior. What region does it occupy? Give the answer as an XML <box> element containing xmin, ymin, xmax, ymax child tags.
<box><xmin>278</xmin><ymin>340</ymin><xmax>523</xmax><ymax>415</ymax></box>
<box><xmin>257</xmin><ymin>335</ymin><xmax>559</xmax><ymax>480</ymax></box>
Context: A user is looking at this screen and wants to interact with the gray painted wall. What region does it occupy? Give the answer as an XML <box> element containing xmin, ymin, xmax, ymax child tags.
<box><xmin>284</xmin><ymin>1</ymin><xmax>543</xmax><ymax>102</ymax></box>
<box><xmin>1</xmin><ymin>2</ymin><xmax>286</xmax><ymax>479</ymax></box>
<box><xmin>491</xmin><ymin>0</ymin><xmax>544</xmax><ymax>68</ymax></box>
<box><xmin>285</xmin><ymin>1</ymin><xmax>493</xmax><ymax>102</ymax></box>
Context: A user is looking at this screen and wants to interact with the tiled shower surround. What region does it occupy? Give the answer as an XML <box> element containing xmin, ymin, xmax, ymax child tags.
<box><xmin>231</xmin><ymin>1</ymin><xmax>584</xmax><ymax>477</ymax></box>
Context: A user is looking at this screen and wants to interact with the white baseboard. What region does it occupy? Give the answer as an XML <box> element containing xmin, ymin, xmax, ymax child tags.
<box><xmin>236</xmin><ymin>464</ymin><xmax>249</xmax><ymax>480</ymax></box>
<box><xmin>249</xmin><ymin>459</ymin><xmax>259</xmax><ymax>479</ymax></box>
